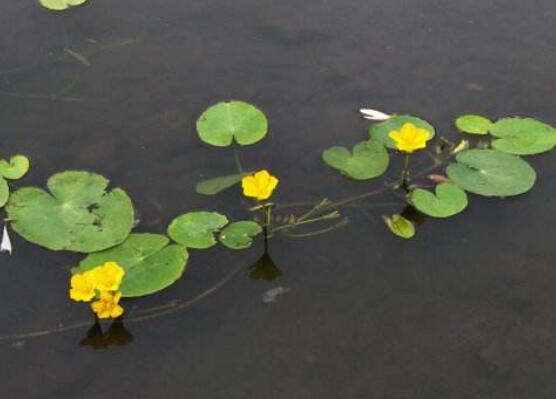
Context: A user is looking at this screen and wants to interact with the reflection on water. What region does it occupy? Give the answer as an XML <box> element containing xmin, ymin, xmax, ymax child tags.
<box><xmin>248</xmin><ymin>252</ymin><xmax>282</xmax><ymax>282</ymax></box>
<box><xmin>80</xmin><ymin>317</ymin><xmax>134</xmax><ymax>350</ymax></box>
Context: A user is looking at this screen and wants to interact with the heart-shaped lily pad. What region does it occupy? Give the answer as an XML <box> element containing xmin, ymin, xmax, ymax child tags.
<box><xmin>455</xmin><ymin>115</ymin><xmax>492</xmax><ymax>135</ymax></box>
<box><xmin>6</xmin><ymin>171</ymin><xmax>135</xmax><ymax>252</ymax></box>
<box><xmin>0</xmin><ymin>155</ymin><xmax>30</xmax><ymax>180</ymax></box>
<box><xmin>73</xmin><ymin>233</ymin><xmax>188</xmax><ymax>297</ymax></box>
<box><xmin>196</xmin><ymin>172</ymin><xmax>252</xmax><ymax>196</ymax></box>
<box><xmin>410</xmin><ymin>183</ymin><xmax>468</xmax><ymax>218</ymax></box>
<box><xmin>219</xmin><ymin>221</ymin><xmax>262</xmax><ymax>249</ymax></box>
<box><xmin>0</xmin><ymin>178</ymin><xmax>8</xmax><ymax>208</ymax></box>
<box><xmin>167</xmin><ymin>211</ymin><xmax>229</xmax><ymax>249</ymax></box>
<box><xmin>369</xmin><ymin>115</ymin><xmax>435</xmax><ymax>149</ymax></box>
<box><xmin>383</xmin><ymin>214</ymin><xmax>415</xmax><ymax>239</ymax></box>
<box><xmin>39</xmin><ymin>0</ymin><xmax>88</xmax><ymax>11</ymax></box>
<box><xmin>489</xmin><ymin>117</ymin><xmax>556</xmax><ymax>155</ymax></box>
<box><xmin>446</xmin><ymin>149</ymin><xmax>536</xmax><ymax>197</ymax></box>
<box><xmin>196</xmin><ymin>101</ymin><xmax>268</xmax><ymax>147</ymax></box>
<box><xmin>322</xmin><ymin>140</ymin><xmax>389</xmax><ymax>180</ymax></box>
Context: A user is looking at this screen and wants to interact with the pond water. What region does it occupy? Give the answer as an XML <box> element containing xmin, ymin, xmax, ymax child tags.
<box><xmin>2</xmin><ymin>0</ymin><xmax>556</xmax><ymax>397</ymax></box>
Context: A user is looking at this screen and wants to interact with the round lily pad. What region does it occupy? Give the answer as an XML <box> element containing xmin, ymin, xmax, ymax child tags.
<box><xmin>0</xmin><ymin>178</ymin><xmax>8</xmax><ymax>208</ymax></box>
<box><xmin>410</xmin><ymin>183</ymin><xmax>468</xmax><ymax>218</ymax></box>
<box><xmin>6</xmin><ymin>171</ymin><xmax>135</xmax><ymax>252</ymax></box>
<box><xmin>196</xmin><ymin>101</ymin><xmax>268</xmax><ymax>147</ymax></box>
<box><xmin>73</xmin><ymin>233</ymin><xmax>188</xmax><ymax>297</ymax></box>
<box><xmin>446</xmin><ymin>149</ymin><xmax>536</xmax><ymax>197</ymax></box>
<box><xmin>455</xmin><ymin>115</ymin><xmax>492</xmax><ymax>135</ymax></box>
<box><xmin>168</xmin><ymin>211</ymin><xmax>229</xmax><ymax>249</ymax></box>
<box><xmin>0</xmin><ymin>155</ymin><xmax>30</xmax><ymax>180</ymax></box>
<box><xmin>384</xmin><ymin>214</ymin><xmax>415</xmax><ymax>239</ymax></box>
<box><xmin>369</xmin><ymin>115</ymin><xmax>435</xmax><ymax>149</ymax></box>
<box><xmin>489</xmin><ymin>117</ymin><xmax>556</xmax><ymax>155</ymax></box>
<box><xmin>39</xmin><ymin>0</ymin><xmax>87</xmax><ymax>11</ymax></box>
<box><xmin>322</xmin><ymin>140</ymin><xmax>389</xmax><ymax>180</ymax></box>
<box><xmin>219</xmin><ymin>221</ymin><xmax>262</xmax><ymax>249</ymax></box>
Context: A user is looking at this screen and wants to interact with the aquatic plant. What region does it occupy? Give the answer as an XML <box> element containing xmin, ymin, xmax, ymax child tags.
<box><xmin>1</xmin><ymin>100</ymin><xmax>555</xmax><ymax>339</ymax></box>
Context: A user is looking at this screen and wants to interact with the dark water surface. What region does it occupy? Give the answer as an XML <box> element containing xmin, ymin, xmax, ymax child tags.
<box><xmin>2</xmin><ymin>0</ymin><xmax>556</xmax><ymax>397</ymax></box>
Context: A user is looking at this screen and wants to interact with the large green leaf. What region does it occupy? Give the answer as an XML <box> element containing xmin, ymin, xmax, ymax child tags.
<box><xmin>369</xmin><ymin>115</ymin><xmax>435</xmax><ymax>149</ymax></box>
<box><xmin>446</xmin><ymin>149</ymin><xmax>536</xmax><ymax>197</ymax></box>
<box><xmin>322</xmin><ymin>140</ymin><xmax>389</xmax><ymax>180</ymax></box>
<box><xmin>410</xmin><ymin>183</ymin><xmax>468</xmax><ymax>218</ymax></box>
<box><xmin>195</xmin><ymin>172</ymin><xmax>251</xmax><ymax>196</ymax></box>
<box><xmin>6</xmin><ymin>171</ymin><xmax>134</xmax><ymax>252</ymax></box>
<box><xmin>219</xmin><ymin>221</ymin><xmax>262</xmax><ymax>249</ymax></box>
<box><xmin>73</xmin><ymin>233</ymin><xmax>188</xmax><ymax>297</ymax></box>
<box><xmin>0</xmin><ymin>155</ymin><xmax>30</xmax><ymax>180</ymax></box>
<box><xmin>167</xmin><ymin>211</ymin><xmax>229</xmax><ymax>249</ymax></box>
<box><xmin>383</xmin><ymin>214</ymin><xmax>415</xmax><ymax>239</ymax></box>
<box><xmin>0</xmin><ymin>178</ymin><xmax>8</xmax><ymax>208</ymax></box>
<box><xmin>455</xmin><ymin>115</ymin><xmax>492</xmax><ymax>135</ymax></box>
<box><xmin>196</xmin><ymin>101</ymin><xmax>268</xmax><ymax>147</ymax></box>
<box><xmin>489</xmin><ymin>117</ymin><xmax>556</xmax><ymax>155</ymax></box>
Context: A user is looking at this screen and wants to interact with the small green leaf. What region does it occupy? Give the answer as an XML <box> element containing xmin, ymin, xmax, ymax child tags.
<box><xmin>384</xmin><ymin>214</ymin><xmax>415</xmax><ymax>239</ymax></box>
<box><xmin>0</xmin><ymin>178</ymin><xmax>9</xmax><ymax>208</ymax></box>
<box><xmin>73</xmin><ymin>233</ymin><xmax>188</xmax><ymax>297</ymax></box>
<box><xmin>489</xmin><ymin>117</ymin><xmax>556</xmax><ymax>155</ymax></box>
<box><xmin>446</xmin><ymin>149</ymin><xmax>536</xmax><ymax>197</ymax></box>
<box><xmin>219</xmin><ymin>221</ymin><xmax>262</xmax><ymax>249</ymax></box>
<box><xmin>455</xmin><ymin>115</ymin><xmax>492</xmax><ymax>135</ymax></box>
<box><xmin>39</xmin><ymin>0</ymin><xmax>87</xmax><ymax>10</ymax></box>
<box><xmin>6</xmin><ymin>171</ymin><xmax>135</xmax><ymax>252</ymax></box>
<box><xmin>410</xmin><ymin>183</ymin><xmax>468</xmax><ymax>218</ymax></box>
<box><xmin>167</xmin><ymin>211</ymin><xmax>229</xmax><ymax>249</ymax></box>
<box><xmin>0</xmin><ymin>155</ymin><xmax>30</xmax><ymax>180</ymax></box>
<box><xmin>322</xmin><ymin>140</ymin><xmax>389</xmax><ymax>180</ymax></box>
<box><xmin>196</xmin><ymin>101</ymin><xmax>268</xmax><ymax>147</ymax></box>
<box><xmin>196</xmin><ymin>172</ymin><xmax>252</xmax><ymax>196</ymax></box>
<box><xmin>369</xmin><ymin>115</ymin><xmax>435</xmax><ymax>149</ymax></box>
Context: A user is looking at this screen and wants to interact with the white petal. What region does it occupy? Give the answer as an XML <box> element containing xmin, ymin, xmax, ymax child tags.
<box><xmin>359</xmin><ymin>108</ymin><xmax>392</xmax><ymax>121</ymax></box>
<box><xmin>1</xmin><ymin>225</ymin><xmax>12</xmax><ymax>255</ymax></box>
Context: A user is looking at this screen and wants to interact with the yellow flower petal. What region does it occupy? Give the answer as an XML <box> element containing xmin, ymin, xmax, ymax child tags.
<box><xmin>69</xmin><ymin>273</ymin><xmax>95</xmax><ymax>302</ymax></box>
<box><xmin>89</xmin><ymin>262</ymin><xmax>125</xmax><ymax>291</ymax></box>
<box><xmin>241</xmin><ymin>170</ymin><xmax>279</xmax><ymax>200</ymax></box>
<box><xmin>388</xmin><ymin>123</ymin><xmax>430</xmax><ymax>154</ymax></box>
<box><xmin>91</xmin><ymin>291</ymin><xmax>124</xmax><ymax>319</ymax></box>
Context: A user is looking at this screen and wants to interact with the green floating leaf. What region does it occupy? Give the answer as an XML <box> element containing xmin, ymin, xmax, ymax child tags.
<box><xmin>0</xmin><ymin>155</ymin><xmax>30</xmax><ymax>180</ymax></box>
<box><xmin>0</xmin><ymin>178</ymin><xmax>8</xmax><ymax>208</ymax></box>
<box><xmin>384</xmin><ymin>214</ymin><xmax>415</xmax><ymax>239</ymax></box>
<box><xmin>322</xmin><ymin>140</ymin><xmax>389</xmax><ymax>180</ymax></box>
<box><xmin>219</xmin><ymin>221</ymin><xmax>262</xmax><ymax>249</ymax></box>
<box><xmin>73</xmin><ymin>233</ymin><xmax>188</xmax><ymax>297</ymax></box>
<box><xmin>446</xmin><ymin>149</ymin><xmax>536</xmax><ymax>197</ymax></box>
<box><xmin>39</xmin><ymin>0</ymin><xmax>87</xmax><ymax>11</ymax></box>
<box><xmin>489</xmin><ymin>117</ymin><xmax>556</xmax><ymax>155</ymax></box>
<box><xmin>410</xmin><ymin>183</ymin><xmax>468</xmax><ymax>218</ymax></box>
<box><xmin>196</xmin><ymin>101</ymin><xmax>268</xmax><ymax>147</ymax></box>
<box><xmin>369</xmin><ymin>115</ymin><xmax>435</xmax><ymax>149</ymax></box>
<box><xmin>455</xmin><ymin>114</ymin><xmax>492</xmax><ymax>135</ymax></box>
<box><xmin>6</xmin><ymin>171</ymin><xmax>134</xmax><ymax>252</ymax></box>
<box><xmin>168</xmin><ymin>211</ymin><xmax>228</xmax><ymax>249</ymax></box>
<box><xmin>195</xmin><ymin>172</ymin><xmax>251</xmax><ymax>196</ymax></box>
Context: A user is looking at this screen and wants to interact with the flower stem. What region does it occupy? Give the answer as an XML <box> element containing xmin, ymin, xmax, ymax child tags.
<box><xmin>262</xmin><ymin>202</ymin><xmax>272</xmax><ymax>252</ymax></box>
<box><xmin>401</xmin><ymin>153</ymin><xmax>412</xmax><ymax>191</ymax></box>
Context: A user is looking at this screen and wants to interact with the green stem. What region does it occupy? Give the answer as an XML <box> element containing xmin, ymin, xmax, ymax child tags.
<box><xmin>401</xmin><ymin>153</ymin><xmax>411</xmax><ymax>190</ymax></box>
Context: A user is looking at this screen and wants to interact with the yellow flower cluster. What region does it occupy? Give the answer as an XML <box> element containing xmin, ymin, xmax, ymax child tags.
<box><xmin>70</xmin><ymin>262</ymin><xmax>125</xmax><ymax>319</ymax></box>
<box><xmin>241</xmin><ymin>170</ymin><xmax>279</xmax><ymax>201</ymax></box>
<box><xmin>388</xmin><ymin>123</ymin><xmax>431</xmax><ymax>153</ymax></box>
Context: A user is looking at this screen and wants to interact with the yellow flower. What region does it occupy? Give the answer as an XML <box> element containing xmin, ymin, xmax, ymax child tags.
<box><xmin>388</xmin><ymin>123</ymin><xmax>430</xmax><ymax>153</ymax></box>
<box><xmin>69</xmin><ymin>271</ymin><xmax>96</xmax><ymax>302</ymax></box>
<box><xmin>91</xmin><ymin>291</ymin><xmax>124</xmax><ymax>319</ymax></box>
<box><xmin>241</xmin><ymin>170</ymin><xmax>279</xmax><ymax>201</ymax></box>
<box><xmin>89</xmin><ymin>262</ymin><xmax>125</xmax><ymax>291</ymax></box>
